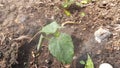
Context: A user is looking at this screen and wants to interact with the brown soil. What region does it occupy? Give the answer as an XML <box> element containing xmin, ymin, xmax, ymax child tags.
<box><xmin>0</xmin><ymin>0</ymin><xmax>120</xmax><ymax>68</ymax></box>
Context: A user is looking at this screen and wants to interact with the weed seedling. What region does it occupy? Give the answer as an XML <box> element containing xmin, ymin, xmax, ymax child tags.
<box><xmin>80</xmin><ymin>54</ymin><xmax>94</xmax><ymax>68</ymax></box>
<box><xmin>62</xmin><ymin>0</ymin><xmax>95</xmax><ymax>16</ymax></box>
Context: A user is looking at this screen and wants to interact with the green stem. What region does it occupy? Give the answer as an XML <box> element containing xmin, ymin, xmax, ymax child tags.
<box><xmin>54</xmin><ymin>30</ymin><xmax>60</xmax><ymax>37</ymax></box>
<box><xmin>37</xmin><ymin>34</ymin><xmax>44</xmax><ymax>51</ymax></box>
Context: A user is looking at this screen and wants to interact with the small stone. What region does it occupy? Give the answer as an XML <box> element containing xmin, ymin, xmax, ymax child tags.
<box><xmin>99</xmin><ymin>63</ymin><xmax>113</xmax><ymax>68</ymax></box>
<box><xmin>94</xmin><ymin>27</ymin><xmax>112</xmax><ymax>43</ymax></box>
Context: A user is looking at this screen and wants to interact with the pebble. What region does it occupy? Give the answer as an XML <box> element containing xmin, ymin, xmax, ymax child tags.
<box><xmin>94</xmin><ymin>27</ymin><xmax>112</xmax><ymax>43</ymax></box>
<box><xmin>99</xmin><ymin>63</ymin><xmax>113</xmax><ymax>68</ymax></box>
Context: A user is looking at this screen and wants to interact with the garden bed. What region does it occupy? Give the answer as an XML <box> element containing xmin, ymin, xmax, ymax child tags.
<box><xmin>0</xmin><ymin>0</ymin><xmax>120</xmax><ymax>68</ymax></box>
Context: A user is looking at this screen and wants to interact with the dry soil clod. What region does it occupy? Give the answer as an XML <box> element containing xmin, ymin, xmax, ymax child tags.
<box><xmin>94</xmin><ymin>27</ymin><xmax>112</xmax><ymax>43</ymax></box>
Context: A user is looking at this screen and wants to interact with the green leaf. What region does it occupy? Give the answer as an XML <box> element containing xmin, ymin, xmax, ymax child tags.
<box><xmin>64</xmin><ymin>9</ymin><xmax>71</xmax><ymax>16</ymax></box>
<box><xmin>75</xmin><ymin>2</ymin><xmax>82</xmax><ymax>6</ymax></box>
<box><xmin>81</xmin><ymin>0</ymin><xmax>91</xmax><ymax>4</ymax></box>
<box><xmin>41</xmin><ymin>21</ymin><xmax>60</xmax><ymax>35</ymax></box>
<box><xmin>85</xmin><ymin>54</ymin><xmax>94</xmax><ymax>68</ymax></box>
<box><xmin>81</xmin><ymin>0</ymin><xmax>88</xmax><ymax>4</ymax></box>
<box><xmin>80</xmin><ymin>12</ymin><xmax>86</xmax><ymax>17</ymax></box>
<box><xmin>48</xmin><ymin>33</ymin><xmax>74</xmax><ymax>64</ymax></box>
<box><xmin>80</xmin><ymin>60</ymin><xmax>85</xmax><ymax>65</ymax></box>
<box><xmin>62</xmin><ymin>2</ymin><xmax>69</xmax><ymax>8</ymax></box>
<box><xmin>62</xmin><ymin>0</ymin><xmax>74</xmax><ymax>8</ymax></box>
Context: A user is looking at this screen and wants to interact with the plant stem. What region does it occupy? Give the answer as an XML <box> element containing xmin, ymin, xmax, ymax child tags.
<box><xmin>37</xmin><ymin>34</ymin><xmax>44</xmax><ymax>51</ymax></box>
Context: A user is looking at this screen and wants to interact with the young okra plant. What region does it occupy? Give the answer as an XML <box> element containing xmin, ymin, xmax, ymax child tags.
<box><xmin>38</xmin><ymin>21</ymin><xmax>74</xmax><ymax>64</ymax></box>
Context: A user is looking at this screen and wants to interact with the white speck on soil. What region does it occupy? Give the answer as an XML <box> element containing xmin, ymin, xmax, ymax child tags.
<box><xmin>99</xmin><ymin>63</ymin><xmax>113</xmax><ymax>68</ymax></box>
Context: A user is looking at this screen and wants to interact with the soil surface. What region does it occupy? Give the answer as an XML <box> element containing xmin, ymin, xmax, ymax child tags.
<box><xmin>0</xmin><ymin>0</ymin><xmax>120</xmax><ymax>68</ymax></box>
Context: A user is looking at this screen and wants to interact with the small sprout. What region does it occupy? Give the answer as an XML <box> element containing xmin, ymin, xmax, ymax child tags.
<box><xmin>64</xmin><ymin>9</ymin><xmax>71</xmax><ymax>16</ymax></box>
<box><xmin>62</xmin><ymin>0</ymin><xmax>92</xmax><ymax>16</ymax></box>
<box><xmin>62</xmin><ymin>0</ymin><xmax>74</xmax><ymax>8</ymax></box>
<box><xmin>85</xmin><ymin>54</ymin><xmax>94</xmax><ymax>68</ymax></box>
<box><xmin>80</xmin><ymin>60</ymin><xmax>85</xmax><ymax>65</ymax></box>
<box><xmin>62</xmin><ymin>2</ymin><xmax>69</xmax><ymax>8</ymax></box>
<box><xmin>75</xmin><ymin>2</ymin><xmax>82</xmax><ymax>6</ymax></box>
<box><xmin>80</xmin><ymin>54</ymin><xmax>94</xmax><ymax>68</ymax></box>
<box><xmin>81</xmin><ymin>0</ymin><xmax>89</xmax><ymax>4</ymax></box>
<box><xmin>39</xmin><ymin>21</ymin><xmax>74</xmax><ymax>64</ymax></box>
<box><xmin>80</xmin><ymin>12</ymin><xmax>86</xmax><ymax>17</ymax></box>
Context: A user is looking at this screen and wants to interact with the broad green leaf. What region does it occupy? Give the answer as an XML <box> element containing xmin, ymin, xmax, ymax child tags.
<box><xmin>41</xmin><ymin>21</ymin><xmax>60</xmax><ymax>35</ymax></box>
<box><xmin>80</xmin><ymin>60</ymin><xmax>85</xmax><ymax>65</ymax></box>
<box><xmin>48</xmin><ymin>33</ymin><xmax>74</xmax><ymax>64</ymax></box>
<box><xmin>85</xmin><ymin>54</ymin><xmax>94</xmax><ymax>68</ymax></box>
